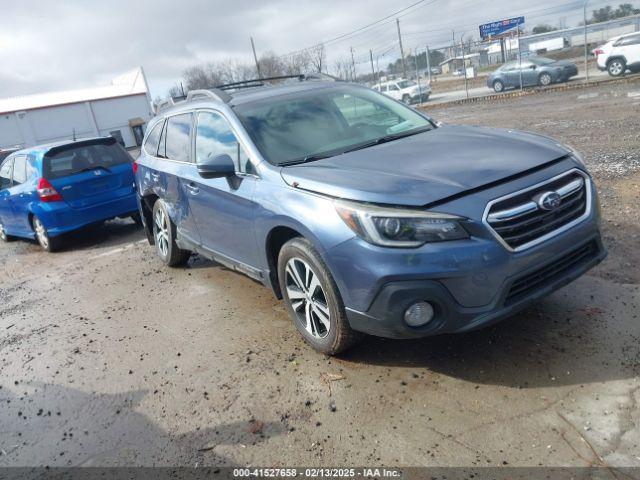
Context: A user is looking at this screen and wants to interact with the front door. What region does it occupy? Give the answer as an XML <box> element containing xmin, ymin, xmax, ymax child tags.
<box><xmin>186</xmin><ymin>110</ymin><xmax>259</xmax><ymax>270</ymax></box>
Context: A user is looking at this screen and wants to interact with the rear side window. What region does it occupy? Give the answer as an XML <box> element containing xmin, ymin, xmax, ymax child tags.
<box><xmin>144</xmin><ymin>121</ymin><xmax>163</xmax><ymax>156</ymax></box>
<box><xmin>618</xmin><ymin>34</ymin><xmax>640</xmax><ymax>46</ymax></box>
<box><xmin>12</xmin><ymin>156</ymin><xmax>27</xmax><ymax>185</ymax></box>
<box><xmin>165</xmin><ymin>114</ymin><xmax>192</xmax><ymax>162</ymax></box>
<box><xmin>0</xmin><ymin>159</ymin><xmax>12</xmax><ymax>189</ymax></box>
<box><xmin>44</xmin><ymin>143</ymin><xmax>132</xmax><ymax>180</ymax></box>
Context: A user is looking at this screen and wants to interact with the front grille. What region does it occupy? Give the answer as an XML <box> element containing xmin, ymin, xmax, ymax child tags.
<box><xmin>486</xmin><ymin>170</ymin><xmax>589</xmax><ymax>250</ymax></box>
<box><xmin>504</xmin><ymin>240</ymin><xmax>599</xmax><ymax>305</ymax></box>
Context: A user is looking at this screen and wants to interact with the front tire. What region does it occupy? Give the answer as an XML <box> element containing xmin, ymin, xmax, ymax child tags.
<box><xmin>32</xmin><ymin>216</ymin><xmax>60</xmax><ymax>252</ymax></box>
<box><xmin>493</xmin><ymin>80</ymin><xmax>505</xmax><ymax>93</ymax></box>
<box><xmin>607</xmin><ymin>58</ymin><xmax>626</xmax><ymax>77</ymax></box>
<box><xmin>0</xmin><ymin>221</ymin><xmax>16</xmax><ymax>242</ymax></box>
<box><xmin>538</xmin><ymin>72</ymin><xmax>552</xmax><ymax>86</ymax></box>
<box><xmin>152</xmin><ymin>200</ymin><xmax>190</xmax><ymax>267</ymax></box>
<box><xmin>278</xmin><ymin>237</ymin><xmax>360</xmax><ymax>355</ymax></box>
<box><xmin>402</xmin><ymin>94</ymin><xmax>411</xmax><ymax>104</ymax></box>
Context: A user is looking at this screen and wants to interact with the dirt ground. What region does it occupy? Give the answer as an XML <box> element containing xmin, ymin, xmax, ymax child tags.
<box><xmin>1</xmin><ymin>81</ymin><xmax>639</xmax><ymax>469</ymax></box>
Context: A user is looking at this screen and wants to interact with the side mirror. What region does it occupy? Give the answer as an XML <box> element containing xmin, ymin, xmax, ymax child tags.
<box><xmin>197</xmin><ymin>153</ymin><xmax>235</xmax><ymax>179</ymax></box>
<box><xmin>530</xmin><ymin>65</ymin><xmax>537</xmax><ymax>70</ymax></box>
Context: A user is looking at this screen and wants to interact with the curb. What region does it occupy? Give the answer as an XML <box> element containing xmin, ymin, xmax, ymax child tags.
<box><xmin>422</xmin><ymin>75</ymin><xmax>640</xmax><ymax>109</ymax></box>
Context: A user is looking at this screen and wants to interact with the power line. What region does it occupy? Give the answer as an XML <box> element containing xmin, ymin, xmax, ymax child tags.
<box><xmin>277</xmin><ymin>0</ymin><xmax>439</xmax><ymax>58</ymax></box>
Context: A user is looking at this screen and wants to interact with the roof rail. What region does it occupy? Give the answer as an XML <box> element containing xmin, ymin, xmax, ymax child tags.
<box><xmin>186</xmin><ymin>89</ymin><xmax>232</xmax><ymax>104</ymax></box>
<box><xmin>214</xmin><ymin>73</ymin><xmax>341</xmax><ymax>91</ymax></box>
<box><xmin>156</xmin><ymin>97</ymin><xmax>175</xmax><ymax>113</ymax></box>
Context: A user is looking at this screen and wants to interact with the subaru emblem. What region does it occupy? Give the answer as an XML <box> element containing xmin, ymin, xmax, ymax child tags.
<box><xmin>538</xmin><ymin>191</ymin><xmax>561</xmax><ymax>211</ymax></box>
<box><xmin>94</xmin><ymin>170</ymin><xmax>101</xmax><ymax>176</ymax></box>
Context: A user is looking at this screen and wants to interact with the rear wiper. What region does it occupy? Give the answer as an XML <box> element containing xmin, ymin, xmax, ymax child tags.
<box><xmin>78</xmin><ymin>166</ymin><xmax>112</xmax><ymax>173</ymax></box>
<box><xmin>342</xmin><ymin>127</ymin><xmax>432</xmax><ymax>154</ymax></box>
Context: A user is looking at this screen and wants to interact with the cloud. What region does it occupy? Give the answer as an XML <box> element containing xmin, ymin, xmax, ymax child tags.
<box><xmin>1</xmin><ymin>0</ymin><xmax>633</xmax><ymax>98</ymax></box>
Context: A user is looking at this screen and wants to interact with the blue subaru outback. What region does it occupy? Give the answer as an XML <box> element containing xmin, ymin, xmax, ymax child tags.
<box><xmin>135</xmin><ymin>75</ymin><xmax>606</xmax><ymax>354</ymax></box>
<box><xmin>0</xmin><ymin>137</ymin><xmax>139</xmax><ymax>251</ymax></box>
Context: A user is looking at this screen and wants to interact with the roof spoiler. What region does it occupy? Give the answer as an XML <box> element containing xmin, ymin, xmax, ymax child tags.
<box><xmin>45</xmin><ymin>137</ymin><xmax>117</xmax><ymax>157</ymax></box>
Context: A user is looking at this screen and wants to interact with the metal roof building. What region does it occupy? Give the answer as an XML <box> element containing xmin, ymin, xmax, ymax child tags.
<box><xmin>0</xmin><ymin>67</ymin><xmax>154</xmax><ymax>150</ymax></box>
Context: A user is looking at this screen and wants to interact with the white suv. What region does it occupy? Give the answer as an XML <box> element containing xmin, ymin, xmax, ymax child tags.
<box><xmin>594</xmin><ymin>32</ymin><xmax>640</xmax><ymax>77</ymax></box>
<box><xmin>372</xmin><ymin>79</ymin><xmax>431</xmax><ymax>104</ymax></box>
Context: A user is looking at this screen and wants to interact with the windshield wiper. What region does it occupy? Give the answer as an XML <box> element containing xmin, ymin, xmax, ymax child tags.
<box><xmin>341</xmin><ymin>127</ymin><xmax>432</xmax><ymax>155</ymax></box>
<box><xmin>280</xmin><ymin>153</ymin><xmax>335</xmax><ymax>166</ymax></box>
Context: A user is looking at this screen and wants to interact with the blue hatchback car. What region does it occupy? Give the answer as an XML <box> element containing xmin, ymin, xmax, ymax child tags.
<box><xmin>0</xmin><ymin>137</ymin><xmax>139</xmax><ymax>251</ymax></box>
<box><xmin>135</xmin><ymin>76</ymin><xmax>606</xmax><ymax>355</ymax></box>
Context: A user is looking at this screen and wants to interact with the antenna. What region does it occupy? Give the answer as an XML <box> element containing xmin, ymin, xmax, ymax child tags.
<box><xmin>72</xmin><ymin>128</ymin><xmax>76</xmax><ymax>141</ymax></box>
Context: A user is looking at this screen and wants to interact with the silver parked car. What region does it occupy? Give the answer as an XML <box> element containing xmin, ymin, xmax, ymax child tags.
<box><xmin>487</xmin><ymin>57</ymin><xmax>578</xmax><ymax>93</ymax></box>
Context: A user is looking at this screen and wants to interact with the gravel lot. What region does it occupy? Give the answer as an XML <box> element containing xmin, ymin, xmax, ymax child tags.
<box><xmin>1</xmin><ymin>80</ymin><xmax>639</xmax><ymax>469</ymax></box>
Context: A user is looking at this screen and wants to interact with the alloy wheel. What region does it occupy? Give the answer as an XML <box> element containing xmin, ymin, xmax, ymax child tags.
<box><xmin>609</xmin><ymin>61</ymin><xmax>624</xmax><ymax>76</ymax></box>
<box><xmin>33</xmin><ymin>218</ymin><xmax>49</xmax><ymax>249</ymax></box>
<box><xmin>285</xmin><ymin>257</ymin><xmax>331</xmax><ymax>339</ymax></box>
<box><xmin>154</xmin><ymin>208</ymin><xmax>169</xmax><ymax>258</ymax></box>
<box><xmin>540</xmin><ymin>74</ymin><xmax>551</xmax><ymax>86</ymax></box>
<box><xmin>0</xmin><ymin>223</ymin><xmax>6</xmax><ymax>241</ymax></box>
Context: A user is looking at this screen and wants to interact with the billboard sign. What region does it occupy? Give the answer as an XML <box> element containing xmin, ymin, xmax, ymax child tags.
<box><xmin>479</xmin><ymin>16</ymin><xmax>525</xmax><ymax>40</ymax></box>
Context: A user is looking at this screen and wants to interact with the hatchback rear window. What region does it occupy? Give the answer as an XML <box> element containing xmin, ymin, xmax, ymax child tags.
<box><xmin>44</xmin><ymin>143</ymin><xmax>132</xmax><ymax>179</ymax></box>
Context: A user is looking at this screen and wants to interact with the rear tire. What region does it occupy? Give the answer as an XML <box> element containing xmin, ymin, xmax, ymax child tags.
<box><xmin>277</xmin><ymin>237</ymin><xmax>360</xmax><ymax>355</ymax></box>
<box><xmin>538</xmin><ymin>72</ymin><xmax>552</xmax><ymax>86</ymax></box>
<box><xmin>32</xmin><ymin>216</ymin><xmax>60</xmax><ymax>252</ymax></box>
<box><xmin>607</xmin><ymin>58</ymin><xmax>626</xmax><ymax>77</ymax></box>
<box><xmin>152</xmin><ymin>200</ymin><xmax>190</xmax><ymax>267</ymax></box>
<box><xmin>493</xmin><ymin>80</ymin><xmax>505</xmax><ymax>93</ymax></box>
<box><xmin>402</xmin><ymin>94</ymin><xmax>411</xmax><ymax>104</ymax></box>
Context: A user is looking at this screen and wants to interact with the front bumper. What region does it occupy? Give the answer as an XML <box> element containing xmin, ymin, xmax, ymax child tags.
<box><xmin>345</xmin><ymin>235</ymin><xmax>606</xmax><ymax>338</ymax></box>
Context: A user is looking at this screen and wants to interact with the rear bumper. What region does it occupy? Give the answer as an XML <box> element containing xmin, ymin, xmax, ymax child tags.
<box><xmin>345</xmin><ymin>235</ymin><xmax>606</xmax><ymax>339</ymax></box>
<box><xmin>34</xmin><ymin>193</ymin><xmax>138</xmax><ymax>237</ymax></box>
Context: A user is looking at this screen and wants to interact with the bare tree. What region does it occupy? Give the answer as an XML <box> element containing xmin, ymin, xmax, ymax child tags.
<box><xmin>332</xmin><ymin>57</ymin><xmax>352</xmax><ymax>80</ymax></box>
<box><xmin>309</xmin><ymin>45</ymin><xmax>326</xmax><ymax>73</ymax></box>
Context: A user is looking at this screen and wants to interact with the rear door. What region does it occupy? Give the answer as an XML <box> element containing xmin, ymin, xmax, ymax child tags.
<box><xmin>618</xmin><ymin>33</ymin><xmax>640</xmax><ymax>65</ymax></box>
<box><xmin>7</xmin><ymin>155</ymin><xmax>38</xmax><ymax>233</ymax></box>
<box><xmin>0</xmin><ymin>158</ymin><xmax>14</xmax><ymax>230</ymax></box>
<box><xmin>44</xmin><ymin>139</ymin><xmax>135</xmax><ymax>209</ymax></box>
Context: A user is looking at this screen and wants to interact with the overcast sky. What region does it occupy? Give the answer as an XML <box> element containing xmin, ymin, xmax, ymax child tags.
<box><xmin>1</xmin><ymin>0</ymin><xmax>637</xmax><ymax>98</ymax></box>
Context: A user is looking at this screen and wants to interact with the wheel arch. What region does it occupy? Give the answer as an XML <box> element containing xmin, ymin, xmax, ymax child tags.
<box><xmin>140</xmin><ymin>193</ymin><xmax>159</xmax><ymax>244</ymax></box>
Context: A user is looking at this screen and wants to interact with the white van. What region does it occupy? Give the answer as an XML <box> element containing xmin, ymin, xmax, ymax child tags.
<box><xmin>372</xmin><ymin>79</ymin><xmax>431</xmax><ymax>104</ymax></box>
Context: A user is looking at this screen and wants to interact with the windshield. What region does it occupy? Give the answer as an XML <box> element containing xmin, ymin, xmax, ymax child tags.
<box><xmin>234</xmin><ymin>85</ymin><xmax>434</xmax><ymax>165</ymax></box>
<box><xmin>396</xmin><ymin>80</ymin><xmax>416</xmax><ymax>89</ymax></box>
<box><xmin>530</xmin><ymin>57</ymin><xmax>555</xmax><ymax>66</ymax></box>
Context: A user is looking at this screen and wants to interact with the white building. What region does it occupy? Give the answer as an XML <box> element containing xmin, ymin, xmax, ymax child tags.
<box><xmin>0</xmin><ymin>67</ymin><xmax>154</xmax><ymax>150</ymax></box>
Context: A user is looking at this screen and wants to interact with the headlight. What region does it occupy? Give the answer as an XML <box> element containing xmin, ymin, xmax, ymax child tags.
<box><xmin>335</xmin><ymin>200</ymin><xmax>469</xmax><ymax>248</ymax></box>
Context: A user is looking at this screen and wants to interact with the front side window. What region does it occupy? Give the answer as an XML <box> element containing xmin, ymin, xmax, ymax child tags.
<box><xmin>165</xmin><ymin>114</ymin><xmax>192</xmax><ymax>162</ymax></box>
<box><xmin>396</xmin><ymin>80</ymin><xmax>416</xmax><ymax>89</ymax></box>
<box><xmin>195</xmin><ymin>111</ymin><xmax>253</xmax><ymax>174</ymax></box>
<box><xmin>235</xmin><ymin>85</ymin><xmax>434</xmax><ymax>165</ymax></box>
<box><xmin>0</xmin><ymin>159</ymin><xmax>12</xmax><ymax>190</ymax></box>
<box><xmin>12</xmin><ymin>156</ymin><xmax>27</xmax><ymax>185</ymax></box>
<box><xmin>388</xmin><ymin>84</ymin><xmax>400</xmax><ymax>91</ymax></box>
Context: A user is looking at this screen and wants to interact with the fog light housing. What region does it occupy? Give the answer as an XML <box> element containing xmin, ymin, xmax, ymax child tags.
<box><xmin>404</xmin><ymin>301</ymin><xmax>435</xmax><ymax>327</ymax></box>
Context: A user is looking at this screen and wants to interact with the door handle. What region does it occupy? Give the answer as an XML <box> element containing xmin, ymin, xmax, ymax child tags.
<box><xmin>186</xmin><ymin>183</ymin><xmax>200</xmax><ymax>195</ymax></box>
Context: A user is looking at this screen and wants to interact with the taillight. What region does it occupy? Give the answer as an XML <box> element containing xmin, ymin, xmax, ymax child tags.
<box><xmin>37</xmin><ymin>178</ymin><xmax>62</xmax><ymax>202</ymax></box>
<box><xmin>594</xmin><ymin>49</ymin><xmax>604</xmax><ymax>56</ymax></box>
<box><xmin>132</xmin><ymin>161</ymin><xmax>138</xmax><ymax>174</ymax></box>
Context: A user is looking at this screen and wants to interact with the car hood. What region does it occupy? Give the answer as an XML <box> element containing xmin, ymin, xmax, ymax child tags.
<box><xmin>280</xmin><ymin>125</ymin><xmax>570</xmax><ymax>206</ymax></box>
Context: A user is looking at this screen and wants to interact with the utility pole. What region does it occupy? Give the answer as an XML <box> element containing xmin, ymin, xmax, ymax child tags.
<box><xmin>414</xmin><ymin>48</ymin><xmax>423</xmax><ymax>104</ymax></box>
<box><xmin>517</xmin><ymin>22</ymin><xmax>523</xmax><ymax>91</ymax></box>
<box><xmin>583</xmin><ymin>0</ymin><xmax>589</xmax><ymax>83</ymax></box>
<box><xmin>350</xmin><ymin>47</ymin><xmax>356</xmax><ymax>81</ymax></box>
<box><xmin>369</xmin><ymin>50</ymin><xmax>376</xmax><ymax>85</ymax></box>
<box><xmin>396</xmin><ymin>18</ymin><xmax>407</xmax><ymax>78</ymax></box>
<box><xmin>461</xmin><ymin>37</ymin><xmax>469</xmax><ymax>99</ymax></box>
<box><xmin>426</xmin><ymin>45</ymin><xmax>432</xmax><ymax>84</ymax></box>
<box><xmin>250</xmin><ymin>37</ymin><xmax>262</xmax><ymax>78</ymax></box>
